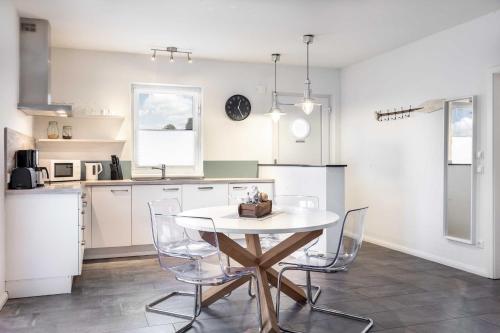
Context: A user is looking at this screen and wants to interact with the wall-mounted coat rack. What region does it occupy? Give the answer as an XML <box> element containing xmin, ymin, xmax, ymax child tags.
<box><xmin>374</xmin><ymin>99</ymin><xmax>445</xmax><ymax>122</ymax></box>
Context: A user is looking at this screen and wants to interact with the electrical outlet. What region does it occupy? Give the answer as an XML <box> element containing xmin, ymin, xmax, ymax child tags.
<box><xmin>476</xmin><ymin>165</ymin><xmax>484</xmax><ymax>174</ymax></box>
<box><xmin>477</xmin><ymin>151</ymin><xmax>484</xmax><ymax>160</ymax></box>
<box><xmin>477</xmin><ymin>240</ymin><xmax>484</xmax><ymax>248</ymax></box>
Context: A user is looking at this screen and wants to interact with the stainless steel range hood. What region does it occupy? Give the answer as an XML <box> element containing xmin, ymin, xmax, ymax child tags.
<box><xmin>18</xmin><ymin>18</ymin><xmax>72</xmax><ymax>117</ymax></box>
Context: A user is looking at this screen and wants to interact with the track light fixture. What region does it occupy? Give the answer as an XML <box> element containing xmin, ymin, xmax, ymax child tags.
<box><xmin>150</xmin><ymin>46</ymin><xmax>193</xmax><ymax>64</ymax></box>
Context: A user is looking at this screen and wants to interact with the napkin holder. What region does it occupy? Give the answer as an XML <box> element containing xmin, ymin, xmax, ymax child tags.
<box><xmin>238</xmin><ymin>200</ymin><xmax>272</xmax><ymax>218</ymax></box>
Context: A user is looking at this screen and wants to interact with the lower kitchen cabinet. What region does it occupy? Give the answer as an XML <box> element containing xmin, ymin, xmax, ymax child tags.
<box><xmin>182</xmin><ymin>183</ymin><xmax>229</xmax><ymax>210</ymax></box>
<box><xmin>6</xmin><ymin>192</ymin><xmax>82</xmax><ymax>298</ymax></box>
<box><xmin>91</xmin><ymin>186</ymin><xmax>132</xmax><ymax>248</ymax></box>
<box><xmin>131</xmin><ymin>185</ymin><xmax>182</xmax><ymax>245</ymax></box>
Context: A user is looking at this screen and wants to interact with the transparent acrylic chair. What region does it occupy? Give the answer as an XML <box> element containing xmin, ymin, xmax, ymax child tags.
<box><xmin>275</xmin><ymin>207</ymin><xmax>373</xmax><ymax>333</ymax></box>
<box><xmin>146</xmin><ymin>198</ymin><xmax>262</xmax><ymax>333</ymax></box>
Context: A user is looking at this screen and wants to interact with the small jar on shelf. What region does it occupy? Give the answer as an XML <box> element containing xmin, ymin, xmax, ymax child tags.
<box><xmin>47</xmin><ymin>121</ymin><xmax>59</xmax><ymax>139</ymax></box>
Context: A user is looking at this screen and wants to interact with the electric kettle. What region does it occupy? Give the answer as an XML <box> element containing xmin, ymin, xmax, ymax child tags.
<box><xmin>85</xmin><ymin>163</ymin><xmax>103</xmax><ymax>181</ymax></box>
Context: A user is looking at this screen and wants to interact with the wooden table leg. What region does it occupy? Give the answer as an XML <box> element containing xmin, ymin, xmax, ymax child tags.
<box><xmin>246</xmin><ymin>234</ymin><xmax>281</xmax><ymax>333</ymax></box>
<box><xmin>201</xmin><ymin>276</ymin><xmax>251</xmax><ymax>306</ymax></box>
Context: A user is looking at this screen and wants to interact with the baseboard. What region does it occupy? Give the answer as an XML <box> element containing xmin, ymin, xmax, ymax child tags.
<box><xmin>364</xmin><ymin>235</ymin><xmax>491</xmax><ymax>278</ymax></box>
<box><xmin>0</xmin><ymin>291</ymin><xmax>8</xmax><ymax>310</ymax></box>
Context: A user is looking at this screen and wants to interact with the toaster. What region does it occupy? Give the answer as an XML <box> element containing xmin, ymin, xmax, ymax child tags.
<box><xmin>9</xmin><ymin>168</ymin><xmax>37</xmax><ymax>190</ymax></box>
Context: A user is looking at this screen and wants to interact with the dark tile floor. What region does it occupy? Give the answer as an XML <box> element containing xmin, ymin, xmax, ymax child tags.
<box><xmin>1</xmin><ymin>243</ymin><xmax>500</xmax><ymax>332</ymax></box>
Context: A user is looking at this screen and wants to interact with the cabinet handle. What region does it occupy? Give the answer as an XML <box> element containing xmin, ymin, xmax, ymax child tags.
<box><xmin>232</xmin><ymin>186</ymin><xmax>247</xmax><ymax>190</ymax></box>
<box><xmin>111</xmin><ymin>189</ymin><xmax>129</xmax><ymax>193</ymax></box>
<box><xmin>81</xmin><ymin>240</ymin><xmax>86</xmax><ymax>246</ymax></box>
<box><xmin>163</xmin><ymin>187</ymin><xmax>180</xmax><ymax>192</ymax></box>
<box><xmin>81</xmin><ymin>226</ymin><xmax>86</xmax><ymax>230</ymax></box>
<box><xmin>81</xmin><ymin>210</ymin><xmax>85</xmax><ymax>215</ymax></box>
<box><xmin>82</xmin><ymin>201</ymin><xmax>88</xmax><ymax>207</ymax></box>
<box><xmin>197</xmin><ymin>186</ymin><xmax>214</xmax><ymax>191</ymax></box>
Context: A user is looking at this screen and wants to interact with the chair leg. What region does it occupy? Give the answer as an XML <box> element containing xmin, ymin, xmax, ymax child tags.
<box><xmin>275</xmin><ymin>268</ymin><xmax>373</xmax><ymax>333</ymax></box>
<box><xmin>145</xmin><ymin>284</ymin><xmax>202</xmax><ymax>333</ymax></box>
<box><xmin>311</xmin><ymin>304</ymin><xmax>374</xmax><ymax>333</ymax></box>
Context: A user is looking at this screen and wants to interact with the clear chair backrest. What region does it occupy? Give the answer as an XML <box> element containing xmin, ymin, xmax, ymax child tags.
<box><xmin>275</xmin><ymin>195</ymin><xmax>319</xmax><ymax>209</ymax></box>
<box><xmin>148</xmin><ymin>199</ymin><xmax>225</xmax><ymax>273</ymax></box>
<box><xmin>334</xmin><ymin>207</ymin><xmax>368</xmax><ymax>268</ymax></box>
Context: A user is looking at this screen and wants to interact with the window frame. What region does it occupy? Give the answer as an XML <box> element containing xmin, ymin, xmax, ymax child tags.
<box><xmin>131</xmin><ymin>83</ymin><xmax>203</xmax><ymax>177</ymax></box>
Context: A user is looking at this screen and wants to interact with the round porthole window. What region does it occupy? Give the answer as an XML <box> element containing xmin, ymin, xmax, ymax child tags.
<box><xmin>290</xmin><ymin>118</ymin><xmax>311</xmax><ymax>140</ymax></box>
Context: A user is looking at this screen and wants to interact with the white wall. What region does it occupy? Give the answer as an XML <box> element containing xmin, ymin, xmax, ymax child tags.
<box><xmin>41</xmin><ymin>48</ymin><xmax>339</xmax><ymax>164</ymax></box>
<box><xmin>340</xmin><ymin>11</ymin><xmax>500</xmax><ymax>277</ymax></box>
<box><xmin>0</xmin><ymin>0</ymin><xmax>33</xmax><ymax>306</ymax></box>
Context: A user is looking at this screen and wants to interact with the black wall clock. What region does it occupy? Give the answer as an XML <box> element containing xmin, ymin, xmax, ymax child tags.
<box><xmin>225</xmin><ymin>94</ymin><xmax>251</xmax><ymax>121</ymax></box>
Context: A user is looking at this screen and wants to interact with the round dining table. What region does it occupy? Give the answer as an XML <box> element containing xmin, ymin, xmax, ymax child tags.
<box><xmin>178</xmin><ymin>205</ymin><xmax>340</xmax><ymax>333</ymax></box>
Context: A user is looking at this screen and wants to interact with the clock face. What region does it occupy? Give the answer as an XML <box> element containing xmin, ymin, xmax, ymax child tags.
<box><xmin>225</xmin><ymin>95</ymin><xmax>251</xmax><ymax>121</ymax></box>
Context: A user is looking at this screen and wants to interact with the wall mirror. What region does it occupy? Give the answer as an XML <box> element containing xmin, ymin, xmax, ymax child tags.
<box><xmin>444</xmin><ymin>96</ymin><xmax>476</xmax><ymax>244</ymax></box>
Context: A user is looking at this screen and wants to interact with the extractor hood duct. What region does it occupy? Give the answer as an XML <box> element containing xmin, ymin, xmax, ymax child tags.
<box><xmin>18</xmin><ymin>18</ymin><xmax>72</xmax><ymax>117</ymax></box>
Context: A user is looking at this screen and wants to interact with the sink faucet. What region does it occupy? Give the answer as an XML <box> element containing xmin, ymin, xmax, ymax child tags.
<box><xmin>152</xmin><ymin>164</ymin><xmax>167</xmax><ymax>179</ymax></box>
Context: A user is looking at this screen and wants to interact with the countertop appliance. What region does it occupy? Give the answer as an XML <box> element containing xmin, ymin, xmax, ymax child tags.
<box><xmin>9</xmin><ymin>168</ymin><xmax>37</xmax><ymax>189</ymax></box>
<box><xmin>18</xmin><ymin>18</ymin><xmax>72</xmax><ymax>116</ymax></box>
<box><xmin>16</xmin><ymin>149</ymin><xmax>38</xmax><ymax>168</ymax></box>
<box><xmin>15</xmin><ymin>149</ymin><xmax>49</xmax><ymax>187</ymax></box>
<box><xmin>39</xmin><ymin>159</ymin><xmax>81</xmax><ymax>182</ymax></box>
<box><xmin>85</xmin><ymin>162</ymin><xmax>103</xmax><ymax>181</ymax></box>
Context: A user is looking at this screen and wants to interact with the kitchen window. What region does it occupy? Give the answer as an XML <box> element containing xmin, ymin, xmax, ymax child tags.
<box><xmin>132</xmin><ymin>84</ymin><xmax>202</xmax><ymax>177</ymax></box>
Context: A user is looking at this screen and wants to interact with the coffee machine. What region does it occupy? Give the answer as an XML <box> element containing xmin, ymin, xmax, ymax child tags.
<box><xmin>14</xmin><ymin>149</ymin><xmax>49</xmax><ymax>187</ymax></box>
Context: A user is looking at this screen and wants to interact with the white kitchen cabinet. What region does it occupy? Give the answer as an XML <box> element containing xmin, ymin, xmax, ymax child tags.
<box><xmin>132</xmin><ymin>185</ymin><xmax>182</xmax><ymax>245</ymax></box>
<box><xmin>228</xmin><ymin>182</ymin><xmax>274</xmax><ymax>203</ymax></box>
<box><xmin>182</xmin><ymin>184</ymin><xmax>229</xmax><ymax>210</ymax></box>
<box><xmin>91</xmin><ymin>186</ymin><xmax>132</xmax><ymax>248</ymax></box>
<box><xmin>82</xmin><ymin>189</ymin><xmax>92</xmax><ymax>249</ymax></box>
<box><xmin>6</xmin><ymin>192</ymin><xmax>81</xmax><ymax>298</ymax></box>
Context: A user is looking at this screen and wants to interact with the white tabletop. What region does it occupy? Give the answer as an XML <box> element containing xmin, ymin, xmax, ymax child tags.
<box><xmin>177</xmin><ymin>205</ymin><xmax>340</xmax><ymax>234</ymax></box>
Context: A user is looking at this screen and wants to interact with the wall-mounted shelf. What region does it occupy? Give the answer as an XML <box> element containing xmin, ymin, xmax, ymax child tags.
<box><xmin>36</xmin><ymin>139</ymin><xmax>126</xmax><ymax>144</ymax></box>
<box><xmin>33</xmin><ymin>114</ymin><xmax>125</xmax><ymax>120</ymax></box>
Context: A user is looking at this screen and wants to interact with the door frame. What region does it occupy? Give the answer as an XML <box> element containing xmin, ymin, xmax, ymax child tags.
<box><xmin>491</xmin><ymin>66</ymin><xmax>500</xmax><ymax>279</ymax></box>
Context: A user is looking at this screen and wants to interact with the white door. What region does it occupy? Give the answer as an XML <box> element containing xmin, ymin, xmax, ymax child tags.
<box><xmin>132</xmin><ymin>185</ymin><xmax>182</xmax><ymax>245</ymax></box>
<box><xmin>91</xmin><ymin>186</ymin><xmax>132</xmax><ymax>248</ymax></box>
<box><xmin>182</xmin><ymin>184</ymin><xmax>229</xmax><ymax>210</ymax></box>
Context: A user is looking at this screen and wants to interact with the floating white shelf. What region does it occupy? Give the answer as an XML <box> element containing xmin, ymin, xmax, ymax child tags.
<box><xmin>33</xmin><ymin>114</ymin><xmax>125</xmax><ymax>120</ymax></box>
<box><xmin>36</xmin><ymin>139</ymin><xmax>126</xmax><ymax>144</ymax></box>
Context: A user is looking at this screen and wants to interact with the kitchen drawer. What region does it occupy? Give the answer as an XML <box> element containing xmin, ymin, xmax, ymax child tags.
<box><xmin>132</xmin><ymin>185</ymin><xmax>182</xmax><ymax>245</ymax></box>
<box><xmin>91</xmin><ymin>186</ymin><xmax>132</xmax><ymax>248</ymax></box>
<box><xmin>228</xmin><ymin>182</ymin><xmax>274</xmax><ymax>203</ymax></box>
<box><xmin>182</xmin><ymin>184</ymin><xmax>229</xmax><ymax>210</ymax></box>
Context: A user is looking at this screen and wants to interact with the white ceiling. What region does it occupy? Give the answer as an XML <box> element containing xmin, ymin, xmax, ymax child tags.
<box><xmin>13</xmin><ymin>0</ymin><xmax>500</xmax><ymax>68</ymax></box>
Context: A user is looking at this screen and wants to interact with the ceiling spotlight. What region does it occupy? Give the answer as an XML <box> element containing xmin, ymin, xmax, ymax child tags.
<box><xmin>149</xmin><ymin>46</ymin><xmax>193</xmax><ymax>64</ymax></box>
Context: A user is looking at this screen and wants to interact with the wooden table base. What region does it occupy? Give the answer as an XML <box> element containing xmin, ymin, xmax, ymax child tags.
<box><xmin>201</xmin><ymin>230</ymin><xmax>323</xmax><ymax>333</ymax></box>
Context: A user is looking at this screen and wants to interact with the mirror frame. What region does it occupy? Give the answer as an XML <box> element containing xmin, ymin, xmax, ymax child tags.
<box><xmin>443</xmin><ymin>96</ymin><xmax>477</xmax><ymax>244</ymax></box>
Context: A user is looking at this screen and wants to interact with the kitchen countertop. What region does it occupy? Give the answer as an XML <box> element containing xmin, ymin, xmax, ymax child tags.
<box><xmin>5</xmin><ymin>178</ymin><xmax>274</xmax><ymax>194</ymax></box>
<box><xmin>84</xmin><ymin>178</ymin><xmax>274</xmax><ymax>186</ymax></box>
<box><xmin>6</xmin><ymin>182</ymin><xmax>83</xmax><ymax>195</ymax></box>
